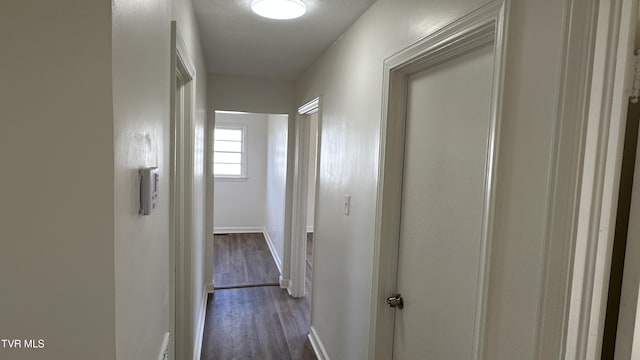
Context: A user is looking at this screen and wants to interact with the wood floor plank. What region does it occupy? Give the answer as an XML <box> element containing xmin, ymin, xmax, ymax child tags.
<box><xmin>202</xmin><ymin>233</ymin><xmax>317</xmax><ymax>360</ymax></box>
<box><xmin>214</xmin><ymin>233</ymin><xmax>280</xmax><ymax>288</ymax></box>
<box><xmin>201</xmin><ymin>287</ymin><xmax>315</xmax><ymax>360</ymax></box>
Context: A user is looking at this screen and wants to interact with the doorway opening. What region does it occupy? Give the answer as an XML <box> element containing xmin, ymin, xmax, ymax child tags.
<box><xmin>201</xmin><ymin>109</ymin><xmax>318</xmax><ymax>358</ymax></box>
<box><xmin>211</xmin><ymin>110</ymin><xmax>289</xmax><ymax>289</ymax></box>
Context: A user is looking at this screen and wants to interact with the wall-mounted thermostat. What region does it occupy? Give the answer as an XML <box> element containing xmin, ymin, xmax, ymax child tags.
<box><xmin>140</xmin><ymin>167</ymin><xmax>159</xmax><ymax>216</ymax></box>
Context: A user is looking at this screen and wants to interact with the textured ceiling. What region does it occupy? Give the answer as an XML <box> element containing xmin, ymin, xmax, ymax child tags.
<box><xmin>194</xmin><ymin>0</ymin><xmax>376</xmax><ymax>80</ymax></box>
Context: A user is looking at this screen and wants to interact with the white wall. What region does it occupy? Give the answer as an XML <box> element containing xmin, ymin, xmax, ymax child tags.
<box><xmin>112</xmin><ymin>0</ymin><xmax>208</xmax><ymax>359</ymax></box>
<box><xmin>0</xmin><ymin>1</ymin><xmax>208</xmax><ymax>359</ymax></box>
<box><xmin>112</xmin><ymin>2</ymin><xmax>170</xmax><ymax>359</ymax></box>
<box><xmin>306</xmin><ymin>113</ymin><xmax>319</xmax><ymax>230</ymax></box>
<box><xmin>209</xmin><ymin>73</ymin><xmax>294</xmax><ymax>114</ymax></box>
<box><xmin>295</xmin><ymin>0</ymin><xmax>569</xmax><ymax>359</ymax></box>
<box><xmin>214</xmin><ymin>112</ymin><xmax>268</xmax><ymax>231</ymax></box>
<box><xmin>265</xmin><ymin>114</ymin><xmax>290</xmax><ymax>269</ymax></box>
<box><xmin>0</xmin><ymin>2</ymin><xmax>115</xmax><ymax>359</ymax></box>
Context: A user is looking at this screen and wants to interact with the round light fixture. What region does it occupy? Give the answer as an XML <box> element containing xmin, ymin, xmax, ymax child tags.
<box><xmin>251</xmin><ymin>0</ymin><xmax>307</xmax><ymax>20</ymax></box>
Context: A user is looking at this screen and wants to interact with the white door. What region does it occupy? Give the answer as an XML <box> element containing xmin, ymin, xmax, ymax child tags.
<box><xmin>392</xmin><ymin>43</ymin><xmax>495</xmax><ymax>359</ymax></box>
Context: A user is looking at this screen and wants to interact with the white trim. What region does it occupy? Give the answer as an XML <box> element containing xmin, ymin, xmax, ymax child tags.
<box><xmin>289</xmin><ymin>114</ymin><xmax>309</xmax><ymax>296</ymax></box>
<box><xmin>213</xmin><ymin>176</ymin><xmax>248</xmax><ymax>182</ymax></box>
<box><xmin>281</xmin><ymin>114</ymin><xmax>296</xmax><ymax>297</ymax></box>
<box><xmin>193</xmin><ymin>284</ymin><xmax>208</xmax><ymax>360</ymax></box>
<box><xmin>215</xmin><ymin>110</ymin><xmax>251</xmax><ymax>115</ymax></box>
<box><xmin>205</xmin><ymin>282</ymin><xmax>215</xmax><ymax>293</ymax></box>
<box><xmin>298</xmin><ymin>98</ymin><xmax>320</xmax><ymax>115</ymax></box>
<box><xmin>306</xmin><ymin>226</ymin><xmax>313</xmax><ymax>233</ymax></box>
<box><xmin>563</xmin><ymin>0</ymin><xmax>637</xmax><ymax>358</ymax></box>
<box><xmin>308</xmin><ymin>326</ymin><xmax>330</xmax><ymax>360</ymax></box>
<box><xmin>533</xmin><ymin>0</ymin><xmax>599</xmax><ymax>356</ymax></box>
<box><xmin>157</xmin><ymin>332</ymin><xmax>170</xmax><ymax>360</ymax></box>
<box><xmin>170</xmin><ymin>21</ymin><xmax>197</xmax><ymax>360</ymax></box>
<box><xmin>369</xmin><ymin>2</ymin><xmax>507</xmax><ymax>359</ymax></box>
<box><xmin>532</xmin><ymin>0</ymin><xmax>640</xmax><ymax>357</ymax></box>
<box><xmin>263</xmin><ymin>229</ymin><xmax>283</xmax><ymax>273</ymax></box>
<box><xmin>289</xmin><ymin>97</ymin><xmax>321</xmax><ymax>298</ymax></box>
<box><xmin>279</xmin><ymin>275</ymin><xmax>291</xmax><ymax>290</ymax></box>
<box><xmin>205</xmin><ymin>114</ymin><xmax>215</xmax><ymax>290</ymax></box>
<box><xmin>175</xmin><ymin>34</ymin><xmax>196</xmax><ymax>80</ymax></box>
<box><xmin>213</xmin><ymin>226</ymin><xmax>264</xmax><ymax>234</ymax></box>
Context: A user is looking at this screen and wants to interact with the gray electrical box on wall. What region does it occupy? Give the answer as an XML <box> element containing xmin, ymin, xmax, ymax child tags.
<box><xmin>139</xmin><ymin>167</ymin><xmax>159</xmax><ymax>216</ymax></box>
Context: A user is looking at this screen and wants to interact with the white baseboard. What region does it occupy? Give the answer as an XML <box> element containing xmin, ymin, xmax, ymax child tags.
<box><xmin>193</xmin><ymin>284</ymin><xmax>208</xmax><ymax>360</ymax></box>
<box><xmin>213</xmin><ymin>226</ymin><xmax>264</xmax><ymax>234</ymax></box>
<box><xmin>279</xmin><ymin>275</ymin><xmax>291</xmax><ymax>290</ymax></box>
<box><xmin>306</xmin><ymin>226</ymin><xmax>314</xmax><ymax>233</ymax></box>
<box><xmin>263</xmin><ymin>229</ymin><xmax>283</xmax><ymax>274</ymax></box>
<box><xmin>308</xmin><ymin>326</ymin><xmax>330</xmax><ymax>360</ymax></box>
<box><xmin>158</xmin><ymin>332</ymin><xmax>170</xmax><ymax>360</ymax></box>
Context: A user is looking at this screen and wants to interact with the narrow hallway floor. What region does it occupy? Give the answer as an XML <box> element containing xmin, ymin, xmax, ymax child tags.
<box><xmin>200</xmin><ymin>232</ymin><xmax>316</xmax><ymax>360</ymax></box>
<box><xmin>213</xmin><ymin>232</ymin><xmax>280</xmax><ymax>289</ymax></box>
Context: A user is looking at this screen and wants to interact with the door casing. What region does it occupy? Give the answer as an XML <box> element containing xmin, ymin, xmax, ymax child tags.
<box><xmin>561</xmin><ymin>1</ymin><xmax>638</xmax><ymax>358</ymax></box>
<box><xmin>369</xmin><ymin>2</ymin><xmax>508</xmax><ymax>359</ymax></box>
<box><xmin>288</xmin><ymin>97</ymin><xmax>321</xmax><ymax>298</ymax></box>
<box><xmin>170</xmin><ymin>21</ymin><xmax>197</xmax><ymax>360</ymax></box>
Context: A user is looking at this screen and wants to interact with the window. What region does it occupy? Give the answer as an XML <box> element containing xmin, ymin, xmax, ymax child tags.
<box><xmin>213</xmin><ymin>125</ymin><xmax>247</xmax><ymax>178</ymax></box>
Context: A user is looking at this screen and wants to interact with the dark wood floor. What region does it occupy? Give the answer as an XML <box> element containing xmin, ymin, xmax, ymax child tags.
<box><xmin>201</xmin><ymin>233</ymin><xmax>316</xmax><ymax>360</ymax></box>
<box><xmin>213</xmin><ymin>233</ymin><xmax>280</xmax><ymax>288</ymax></box>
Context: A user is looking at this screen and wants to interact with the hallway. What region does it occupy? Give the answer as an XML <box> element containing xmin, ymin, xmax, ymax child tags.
<box><xmin>1</xmin><ymin>0</ymin><xmax>618</xmax><ymax>359</ymax></box>
<box><xmin>201</xmin><ymin>233</ymin><xmax>316</xmax><ymax>359</ymax></box>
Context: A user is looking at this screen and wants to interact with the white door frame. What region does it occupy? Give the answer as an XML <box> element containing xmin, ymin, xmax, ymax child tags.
<box><xmin>533</xmin><ymin>0</ymin><xmax>599</xmax><ymax>356</ymax></box>
<box><xmin>206</xmin><ymin>113</ymin><xmax>215</xmax><ymax>290</ymax></box>
<box><xmin>288</xmin><ymin>97</ymin><xmax>320</xmax><ymax>298</ymax></box>
<box><xmin>562</xmin><ymin>0</ymin><xmax>638</xmax><ymax>358</ymax></box>
<box><xmin>369</xmin><ymin>2</ymin><xmax>508</xmax><ymax>359</ymax></box>
<box><xmin>463</xmin><ymin>0</ymin><xmax>640</xmax><ymax>358</ymax></box>
<box><xmin>170</xmin><ymin>21</ymin><xmax>196</xmax><ymax>360</ymax></box>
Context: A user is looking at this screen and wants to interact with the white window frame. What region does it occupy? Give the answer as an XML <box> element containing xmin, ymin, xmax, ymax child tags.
<box><xmin>213</xmin><ymin>123</ymin><xmax>248</xmax><ymax>180</ymax></box>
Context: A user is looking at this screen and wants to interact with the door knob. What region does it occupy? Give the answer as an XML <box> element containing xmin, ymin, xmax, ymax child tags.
<box><xmin>386</xmin><ymin>293</ymin><xmax>404</xmax><ymax>309</ymax></box>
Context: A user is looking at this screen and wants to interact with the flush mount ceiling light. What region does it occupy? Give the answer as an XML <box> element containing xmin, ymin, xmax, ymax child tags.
<box><xmin>251</xmin><ymin>0</ymin><xmax>307</xmax><ymax>20</ymax></box>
